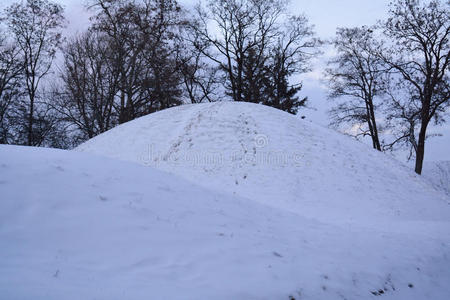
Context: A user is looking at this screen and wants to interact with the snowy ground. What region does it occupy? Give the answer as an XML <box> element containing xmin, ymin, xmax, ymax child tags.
<box><xmin>78</xmin><ymin>102</ymin><xmax>450</xmax><ymax>229</ymax></box>
<box><xmin>1</xmin><ymin>102</ymin><xmax>450</xmax><ymax>299</ymax></box>
<box><xmin>423</xmin><ymin>161</ymin><xmax>450</xmax><ymax>196</ymax></box>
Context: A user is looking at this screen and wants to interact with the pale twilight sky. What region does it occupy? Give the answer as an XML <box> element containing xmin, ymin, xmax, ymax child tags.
<box><xmin>1</xmin><ymin>0</ymin><xmax>448</xmax><ymax>162</ymax></box>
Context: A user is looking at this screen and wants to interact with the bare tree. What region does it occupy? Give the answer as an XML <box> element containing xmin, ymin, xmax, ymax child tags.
<box><xmin>179</xmin><ymin>54</ymin><xmax>221</xmax><ymax>103</ymax></box>
<box><xmin>381</xmin><ymin>0</ymin><xmax>449</xmax><ymax>174</ymax></box>
<box><xmin>326</xmin><ymin>26</ymin><xmax>386</xmax><ymax>151</ymax></box>
<box><xmin>192</xmin><ymin>0</ymin><xmax>278</xmax><ymax>102</ymax></box>
<box><xmin>5</xmin><ymin>0</ymin><xmax>65</xmax><ymax>146</ymax></box>
<box><xmin>190</xmin><ymin>0</ymin><xmax>319</xmax><ymax>112</ymax></box>
<box><xmin>263</xmin><ymin>15</ymin><xmax>319</xmax><ymax>114</ymax></box>
<box><xmin>382</xmin><ymin>78</ymin><xmax>422</xmax><ymax>158</ymax></box>
<box><xmin>54</xmin><ymin>31</ymin><xmax>119</xmax><ymax>143</ymax></box>
<box><xmin>0</xmin><ymin>35</ymin><xmax>23</xmax><ymax>144</ymax></box>
<box><xmin>178</xmin><ymin>27</ymin><xmax>222</xmax><ymax>103</ymax></box>
<box><xmin>88</xmin><ymin>0</ymin><xmax>184</xmax><ymax>123</ymax></box>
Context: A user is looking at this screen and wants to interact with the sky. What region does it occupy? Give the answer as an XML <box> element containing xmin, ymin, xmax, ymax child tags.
<box><xmin>1</xmin><ymin>0</ymin><xmax>449</xmax><ymax>163</ymax></box>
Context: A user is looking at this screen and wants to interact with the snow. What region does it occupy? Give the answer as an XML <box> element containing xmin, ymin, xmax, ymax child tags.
<box><xmin>1</xmin><ymin>102</ymin><xmax>450</xmax><ymax>299</ymax></box>
<box><xmin>1</xmin><ymin>145</ymin><xmax>450</xmax><ymax>299</ymax></box>
<box><xmin>423</xmin><ymin>161</ymin><xmax>450</xmax><ymax>196</ymax></box>
<box><xmin>77</xmin><ymin>102</ymin><xmax>450</xmax><ymax>230</ymax></box>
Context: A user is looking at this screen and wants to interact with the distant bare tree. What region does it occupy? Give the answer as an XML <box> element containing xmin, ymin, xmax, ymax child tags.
<box><xmin>55</xmin><ymin>31</ymin><xmax>119</xmax><ymax>142</ymax></box>
<box><xmin>88</xmin><ymin>0</ymin><xmax>184</xmax><ymax>123</ymax></box>
<box><xmin>178</xmin><ymin>28</ymin><xmax>221</xmax><ymax>103</ymax></box>
<box><xmin>193</xmin><ymin>0</ymin><xmax>282</xmax><ymax>102</ymax></box>
<box><xmin>0</xmin><ymin>35</ymin><xmax>23</xmax><ymax>144</ymax></box>
<box><xmin>263</xmin><ymin>15</ymin><xmax>319</xmax><ymax>114</ymax></box>
<box><xmin>179</xmin><ymin>55</ymin><xmax>221</xmax><ymax>103</ymax></box>
<box><xmin>5</xmin><ymin>0</ymin><xmax>65</xmax><ymax>146</ymax></box>
<box><xmin>381</xmin><ymin>0</ymin><xmax>449</xmax><ymax>174</ymax></box>
<box><xmin>191</xmin><ymin>0</ymin><xmax>319</xmax><ymax>113</ymax></box>
<box><xmin>326</xmin><ymin>26</ymin><xmax>386</xmax><ymax>151</ymax></box>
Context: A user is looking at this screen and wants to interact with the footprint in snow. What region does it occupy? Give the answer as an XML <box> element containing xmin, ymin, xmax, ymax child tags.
<box><xmin>272</xmin><ymin>251</ymin><xmax>283</xmax><ymax>258</ymax></box>
<box><xmin>54</xmin><ymin>165</ymin><xmax>64</xmax><ymax>172</ymax></box>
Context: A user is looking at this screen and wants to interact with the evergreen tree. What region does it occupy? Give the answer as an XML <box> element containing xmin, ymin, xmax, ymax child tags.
<box><xmin>263</xmin><ymin>49</ymin><xmax>306</xmax><ymax>115</ymax></box>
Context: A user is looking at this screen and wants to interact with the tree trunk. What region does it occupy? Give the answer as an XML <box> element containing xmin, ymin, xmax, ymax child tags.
<box><xmin>365</xmin><ymin>96</ymin><xmax>381</xmax><ymax>151</ymax></box>
<box><xmin>415</xmin><ymin>89</ymin><xmax>432</xmax><ymax>175</ymax></box>
<box><xmin>415</xmin><ymin>122</ymin><xmax>428</xmax><ymax>175</ymax></box>
<box><xmin>27</xmin><ymin>94</ymin><xmax>34</xmax><ymax>146</ymax></box>
<box><xmin>369</xmin><ymin>104</ymin><xmax>381</xmax><ymax>151</ymax></box>
<box><xmin>414</xmin><ymin>121</ymin><xmax>428</xmax><ymax>175</ymax></box>
<box><xmin>119</xmin><ymin>90</ymin><xmax>125</xmax><ymax>124</ymax></box>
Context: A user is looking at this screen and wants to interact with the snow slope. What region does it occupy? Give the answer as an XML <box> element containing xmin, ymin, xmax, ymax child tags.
<box><xmin>1</xmin><ymin>145</ymin><xmax>450</xmax><ymax>300</ymax></box>
<box><xmin>423</xmin><ymin>161</ymin><xmax>450</xmax><ymax>195</ymax></box>
<box><xmin>77</xmin><ymin>102</ymin><xmax>450</xmax><ymax>229</ymax></box>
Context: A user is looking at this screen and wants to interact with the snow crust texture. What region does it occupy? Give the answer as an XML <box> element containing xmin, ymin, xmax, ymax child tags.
<box><xmin>1</xmin><ymin>102</ymin><xmax>450</xmax><ymax>299</ymax></box>
<box><xmin>424</xmin><ymin>161</ymin><xmax>450</xmax><ymax>195</ymax></box>
<box><xmin>78</xmin><ymin>102</ymin><xmax>450</xmax><ymax>228</ymax></box>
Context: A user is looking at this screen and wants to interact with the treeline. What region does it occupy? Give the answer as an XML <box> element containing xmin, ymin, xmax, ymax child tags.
<box><xmin>325</xmin><ymin>0</ymin><xmax>449</xmax><ymax>174</ymax></box>
<box><xmin>0</xmin><ymin>0</ymin><xmax>319</xmax><ymax>148</ymax></box>
<box><xmin>0</xmin><ymin>0</ymin><xmax>448</xmax><ymax>175</ymax></box>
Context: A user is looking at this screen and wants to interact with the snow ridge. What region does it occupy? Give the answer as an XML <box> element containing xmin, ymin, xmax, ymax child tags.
<box><xmin>1</xmin><ymin>145</ymin><xmax>450</xmax><ymax>299</ymax></box>
<box><xmin>77</xmin><ymin>102</ymin><xmax>450</xmax><ymax>229</ymax></box>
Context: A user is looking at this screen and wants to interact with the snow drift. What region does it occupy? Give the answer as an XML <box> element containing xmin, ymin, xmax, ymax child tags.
<box><xmin>77</xmin><ymin>102</ymin><xmax>449</xmax><ymax>228</ymax></box>
<box><xmin>423</xmin><ymin>161</ymin><xmax>450</xmax><ymax>195</ymax></box>
<box><xmin>1</xmin><ymin>145</ymin><xmax>450</xmax><ymax>299</ymax></box>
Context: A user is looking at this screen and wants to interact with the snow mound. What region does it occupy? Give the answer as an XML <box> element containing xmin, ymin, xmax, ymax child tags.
<box><xmin>77</xmin><ymin>102</ymin><xmax>450</xmax><ymax>227</ymax></box>
<box><xmin>423</xmin><ymin>161</ymin><xmax>450</xmax><ymax>195</ymax></box>
<box><xmin>1</xmin><ymin>145</ymin><xmax>450</xmax><ymax>299</ymax></box>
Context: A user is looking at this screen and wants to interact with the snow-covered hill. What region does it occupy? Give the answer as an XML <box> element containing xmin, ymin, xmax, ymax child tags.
<box><xmin>77</xmin><ymin>102</ymin><xmax>450</xmax><ymax>229</ymax></box>
<box><xmin>423</xmin><ymin>161</ymin><xmax>450</xmax><ymax>195</ymax></box>
<box><xmin>1</xmin><ymin>145</ymin><xmax>450</xmax><ymax>299</ymax></box>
